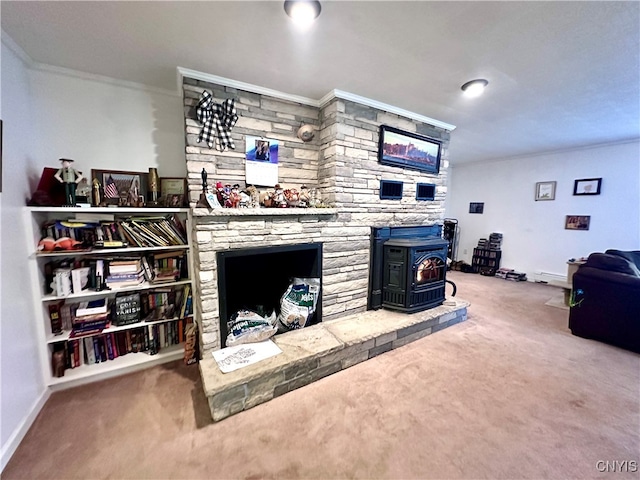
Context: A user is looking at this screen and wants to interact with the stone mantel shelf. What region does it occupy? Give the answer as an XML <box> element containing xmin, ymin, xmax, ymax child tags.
<box><xmin>192</xmin><ymin>208</ymin><xmax>338</xmax><ymax>218</ymax></box>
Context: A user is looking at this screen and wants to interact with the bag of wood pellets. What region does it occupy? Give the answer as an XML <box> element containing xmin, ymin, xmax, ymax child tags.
<box><xmin>277</xmin><ymin>277</ymin><xmax>320</xmax><ymax>332</ymax></box>
<box><xmin>226</xmin><ymin>309</ymin><xmax>278</xmax><ymax>347</ymax></box>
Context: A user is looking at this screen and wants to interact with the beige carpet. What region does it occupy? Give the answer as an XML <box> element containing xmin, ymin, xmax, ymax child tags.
<box><xmin>4</xmin><ymin>272</ymin><xmax>639</xmax><ymax>479</ymax></box>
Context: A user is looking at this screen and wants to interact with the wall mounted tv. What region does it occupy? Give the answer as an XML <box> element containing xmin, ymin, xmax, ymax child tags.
<box><xmin>378</xmin><ymin>125</ymin><xmax>442</xmax><ymax>175</ymax></box>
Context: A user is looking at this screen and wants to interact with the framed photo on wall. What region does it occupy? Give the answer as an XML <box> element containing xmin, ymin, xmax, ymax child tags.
<box><xmin>565</xmin><ymin>215</ymin><xmax>590</xmax><ymax>230</ymax></box>
<box><xmin>160</xmin><ymin>177</ymin><xmax>187</xmax><ymax>207</ymax></box>
<box><xmin>573</xmin><ymin>178</ymin><xmax>602</xmax><ymax>196</ymax></box>
<box><xmin>535</xmin><ymin>181</ymin><xmax>556</xmax><ymax>201</ymax></box>
<box><xmin>469</xmin><ymin>202</ymin><xmax>484</xmax><ymax>214</ymax></box>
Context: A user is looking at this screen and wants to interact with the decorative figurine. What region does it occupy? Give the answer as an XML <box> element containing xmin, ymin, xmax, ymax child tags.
<box><xmin>91</xmin><ymin>178</ymin><xmax>102</xmax><ymax>206</ymax></box>
<box><xmin>308</xmin><ymin>187</ymin><xmax>319</xmax><ymax>207</ymax></box>
<box><xmin>284</xmin><ymin>188</ymin><xmax>300</xmax><ymax>207</ymax></box>
<box><xmin>245</xmin><ymin>185</ymin><xmax>260</xmax><ymax>208</ymax></box>
<box><xmin>299</xmin><ymin>185</ymin><xmax>310</xmax><ymax>207</ymax></box>
<box><xmin>201</xmin><ymin>168</ymin><xmax>208</xmax><ymax>193</ymax></box>
<box><xmin>54</xmin><ymin>158</ymin><xmax>84</xmax><ymax>206</ymax></box>
<box><xmin>229</xmin><ymin>184</ymin><xmax>242</xmax><ymax>208</ymax></box>
<box><xmin>148</xmin><ymin>168</ymin><xmax>159</xmax><ymax>206</ymax></box>
<box><xmin>273</xmin><ymin>184</ymin><xmax>287</xmax><ymax>208</ymax></box>
<box><xmin>216</xmin><ymin>181</ymin><xmax>227</xmax><ymax>206</ymax></box>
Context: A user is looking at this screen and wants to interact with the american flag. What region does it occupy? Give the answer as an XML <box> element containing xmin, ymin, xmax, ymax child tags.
<box><xmin>104</xmin><ymin>175</ymin><xmax>119</xmax><ymax>198</ymax></box>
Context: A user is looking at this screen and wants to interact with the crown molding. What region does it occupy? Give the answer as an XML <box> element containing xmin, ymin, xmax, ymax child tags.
<box><xmin>177</xmin><ymin>67</ymin><xmax>318</xmax><ymax>107</ymax></box>
<box><xmin>1</xmin><ymin>29</ymin><xmax>34</xmax><ymax>67</ymax></box>
<box><xmin>32</xmin><ymin>63</ymin><xmax>178</xmax><ymax>97</ymax></box>
<box><xmin>2</xmin><ymin>30</ymin><xmax>177</xmax><ymax>96</ymax></box>
<box><xmin>323</xmin><ymin>89</ymin><xmax>456</xmax><ymax>131</ymax></box>
<box><xmin>177</xmin><ymin>67</ymin><xmax>456</xmax><ymax>131</ymax></box>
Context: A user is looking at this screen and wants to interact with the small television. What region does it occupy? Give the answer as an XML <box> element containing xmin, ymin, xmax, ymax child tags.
<box><xmin>378</xmin><ymin>125</ymin><xmax>442</xmax><ymax>175</ymax></box>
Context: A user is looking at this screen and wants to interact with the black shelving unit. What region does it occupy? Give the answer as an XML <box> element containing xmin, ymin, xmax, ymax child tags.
<box><xmin>472</xmin><ymin>248</ymin><xmax>501</xmax><ymax>274</ymax></box>
<box><xmin>443</xmin><ymin>218</ymin><xmax>458</xmax><ymax>262</ymax></box>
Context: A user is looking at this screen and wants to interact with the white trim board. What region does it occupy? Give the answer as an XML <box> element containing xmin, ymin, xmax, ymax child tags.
<box><xmin>177</xmin><ymin>67</ymin><xmax>456</xmax><ymax>132</ymax></box>
<box><xmin>0</xmin><ymin>389</ymin><xmax>51</xmax><ymax>473</ymax></box>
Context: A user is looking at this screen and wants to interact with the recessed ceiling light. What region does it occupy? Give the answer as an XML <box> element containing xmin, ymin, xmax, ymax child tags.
<box><xmin>461</xmin><ymin>79</ymin><xmax>489</xmax><ymax>98</ymax></box>
<box><xmin>284</xmin><ymin>0</ymin><xmax>321</xmax><ymax>27</ymax></box>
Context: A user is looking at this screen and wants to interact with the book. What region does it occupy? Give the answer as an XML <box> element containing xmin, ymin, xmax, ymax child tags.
<box><xmin>179</xmin><ymin>284</ymin><xmax>191</xmax><ymax>319</ymax></box>
<box><xmin>48</xmin><ymin>302</ymin><xmax>64</xmax><ymax>335</ymax></box>
<box><xmin>53</xmin><ymin>268</ymin><xmax>72</xmax><ymax>297</ymax></box>
<box><xmin>141</xmin><ymin>256</ymin><xmax>155</xmax><ymax>282</ymax></box>
<box><xmin>71</xmin><ymin>266</ymin><xmax>91</xmax><ymax>294</ymax></box>
<box><xmin>93</xmin><ymin>337</ymin><xmax>102</xmax><ymax>363</ymax></box>
<box><xmin>84</xmin><ymin>337</ymin><xmax>96</xmax><ymax>364</ymax></box>
<box><xmin>76</xmin><ymin>298</ymin><xmax>108</xmax><ymax>317</ymax></box>
<box><xmin>113</xmin><ymin>293</ymin><xmax>141</xmax><ymax>326</ymax></box>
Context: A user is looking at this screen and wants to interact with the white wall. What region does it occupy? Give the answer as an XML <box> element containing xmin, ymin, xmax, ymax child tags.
<box><xmin>29</xmin><ymin>68</ymin><xmax>185</xmax><ymax>181</ymax></box>
<box><xmin>0</xmin><ymin>39</ymin><xmax>47</xmax><ymax>470</ymax></box>
<box><xmin>446</xmin><ymin>141</ymin><xmax>640</xmax><ymax>280</ymax></box>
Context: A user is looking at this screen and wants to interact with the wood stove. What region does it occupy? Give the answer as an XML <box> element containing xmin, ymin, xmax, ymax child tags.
<box><xmin>381</xmin><ymin>237</ymin><xmax>449</xmax><ymax>312</ymax></box>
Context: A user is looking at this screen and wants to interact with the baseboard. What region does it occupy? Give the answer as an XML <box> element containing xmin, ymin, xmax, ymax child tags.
<box><xmin>533</xmin><ymin>271</ymin><xmax>567</xmax><ymax>284</ymax></box>
<box><xmin>0</xmin><ymin>388</ymin><xmax>51</xmax><ymax>473</ymax></box>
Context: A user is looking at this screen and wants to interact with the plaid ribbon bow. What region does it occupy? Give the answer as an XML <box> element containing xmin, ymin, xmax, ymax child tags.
<box><xmin>196</xmin><ymin>90</ymin><xmax>238</xmax><ymax>151</ymax></box>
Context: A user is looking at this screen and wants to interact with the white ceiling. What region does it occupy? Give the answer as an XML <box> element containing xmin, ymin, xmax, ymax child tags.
<box><xmin>2</xmin><ymin>1</ymin><xmax>639</xmax><ymax>164</ymax></box>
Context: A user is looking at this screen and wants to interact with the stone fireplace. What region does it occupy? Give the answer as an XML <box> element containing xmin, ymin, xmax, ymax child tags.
<box><xmin>182</xmin><ymin>73</ymin><xmax>454</xmax><ymax>358</ymax></box>
<box><xmin>179</xmin><ymin>72</ymin><xmax>471</xmax><ymax>421</ymax></box>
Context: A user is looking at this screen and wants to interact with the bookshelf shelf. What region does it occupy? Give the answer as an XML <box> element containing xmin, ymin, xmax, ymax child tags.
<box><xmin>26</xmin><ymin>207</ymin><xmax>197</xmax><ymax>390</ymax></box>
<box><xmin>35</xmin><ymin>244</ymin><xmax>189</xmax><ymax>258</ymax></box>
<box><xmin>41</xmin><ymin>279</ymin><xmax>192</xmax><ymax>302</ymax></box>
<box><xmin>46</xmin><ymin>315</ymin><xmax>195</xmax><ymax>344</ymax></box>
<box><xmin>48</xmin><ymin>345</ymin><xmax>184</xmax><ymax>390</ymax></box>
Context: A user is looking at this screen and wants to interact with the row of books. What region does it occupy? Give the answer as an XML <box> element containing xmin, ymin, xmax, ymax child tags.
<box><xmin>44</xmin><ymin>251</ymin><xmax>188</xmax><ymax>296</ymax></box>
<box><xmin>52</xmin><ymin>318</ymin><xmax>193</xmax><ymax>376</ymax></box>
<box><xmin>40</xmin><ymin>214</ymin><xmax>187</xmax><ymax>250</ymax></box>
<box><xmin>48</xmin><ymin>284</ymin><xmax>193</xmax><ymax>336</ymax></box>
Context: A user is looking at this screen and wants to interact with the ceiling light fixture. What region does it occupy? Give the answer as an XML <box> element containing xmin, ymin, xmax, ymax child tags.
<box><xmin>284</xmin><ymin>0</ymin><xmax>322</xmax><ymax>26</ymax></box>
<box><xmin>461</xmin><ymin>79</ymin><xmax>488</xmax><ymax>98</ymax></box>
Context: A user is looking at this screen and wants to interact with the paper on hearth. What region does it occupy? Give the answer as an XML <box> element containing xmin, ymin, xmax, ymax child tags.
<box><xmin>212</xmin><ymin>339</ymin><xmax>283</xmax><ymax>373</ymax></box>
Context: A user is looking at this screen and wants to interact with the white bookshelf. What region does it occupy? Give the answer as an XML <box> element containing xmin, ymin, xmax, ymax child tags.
<box><xmin>25</xmin><ymin>207</ymin><xmax>196</xmax><ymax>389</ymax></box>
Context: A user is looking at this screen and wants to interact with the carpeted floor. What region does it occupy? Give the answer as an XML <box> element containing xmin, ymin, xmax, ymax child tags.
<box><xmin>4</xmin><ymin>272</ymin><xmax>639</xmax><ymax>479</ymax></box>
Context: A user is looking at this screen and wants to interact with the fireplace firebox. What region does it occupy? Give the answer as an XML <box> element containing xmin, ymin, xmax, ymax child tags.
<box><xmin>382</xmin><ymin>237</ymin><xmax>449</xmax><ymax>312</ymax></box>
<box><xmin>217</xmin><ymin>243</ymin><xmax>323</xmax><ymax>347</ymax></box>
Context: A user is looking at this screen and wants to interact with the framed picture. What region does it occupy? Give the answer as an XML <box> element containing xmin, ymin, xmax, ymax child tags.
<box><xmin>573</xmin><ymin>178</ymin><xmax>602</xmax><ymax>196</ymax></box>
<box><xmin>378</xmin><ymin>125</ymin><xmax>441</xmax><ymax>174</ymax></box>
<box><xmin>91</xmin><ymin>169</ymin><xmax>148</xmax><ymax>207</ymax></box>
<box><xmin>565</xmin><ymin>215</ymin><xmax>590</xmax><ymax>230</ymax></box>
<box><xmin>469</xmin><ymin>202</ymin><xmax>484</xmax><ymax>214</ymax></box>
<box><xmin>535</xmin><ymin>181</ymin><xmax>556</xmax><ymax>201</ymax></box>
<box><xmin>160</xmin><ymin>177</ymin><xmax>187</xmax><ymax>207</ymax></box>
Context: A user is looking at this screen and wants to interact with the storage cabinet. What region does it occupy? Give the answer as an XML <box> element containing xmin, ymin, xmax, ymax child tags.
<box><xmin>26</xmin><ymin>207</ymin><xmax>196</xmax><ymax>390</ymax></box>
<box><xmin>471</xmin><ymin>248</ymin><xmax>501</xmax><ymax>274</ymax></box>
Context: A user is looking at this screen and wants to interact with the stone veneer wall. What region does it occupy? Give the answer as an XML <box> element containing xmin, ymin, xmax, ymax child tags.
<box><xmin>182</xmin><ymin>77</ymin><xmax>452</xmax><ymax>356</ymax></box>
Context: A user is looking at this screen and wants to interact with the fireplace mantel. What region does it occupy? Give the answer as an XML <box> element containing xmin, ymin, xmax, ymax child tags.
<box><xmin>192</xmin><ymin>208</ymin><xmax>338</xmax><ymax>218</ymax></box>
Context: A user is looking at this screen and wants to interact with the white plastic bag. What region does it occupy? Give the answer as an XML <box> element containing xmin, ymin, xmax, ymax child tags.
<box><xmin>226</xmin><ymin>309</ymin><xmax>278</xmax><ymax>347</ymax></box>
<box><xmin>277</xmin><ymin>277</ymin><xmax>320</xmax><ymax>332</ymax></box>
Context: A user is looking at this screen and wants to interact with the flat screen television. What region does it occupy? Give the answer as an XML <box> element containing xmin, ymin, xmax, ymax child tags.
<box><xmin>378</xmin><ymin>125</ymin><xmax>442</xmax><ymax>175</ymax></box>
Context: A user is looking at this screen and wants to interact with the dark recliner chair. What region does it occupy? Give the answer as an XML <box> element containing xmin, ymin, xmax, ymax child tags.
<box><xmin>568</xmin><ymin>249</ymin><xmax>640</xmax><ymax>353</ymax></box>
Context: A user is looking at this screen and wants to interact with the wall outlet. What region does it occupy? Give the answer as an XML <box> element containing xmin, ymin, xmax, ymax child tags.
<box><xmin>463</xmin><ymin>249</ymin><xmax>468</xmax><ymax>255</ymax></box>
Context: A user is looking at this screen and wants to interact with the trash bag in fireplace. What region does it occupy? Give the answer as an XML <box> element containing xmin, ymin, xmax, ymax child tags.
<box><xmin>226</xmin><ymin>309</ymin><xmax>278</xmax><ymax>347</ymax></box>
<box><xmin>277</xmin><ymin>277</ymin><xmax>320</xmax><ymax>332</ymax></box>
